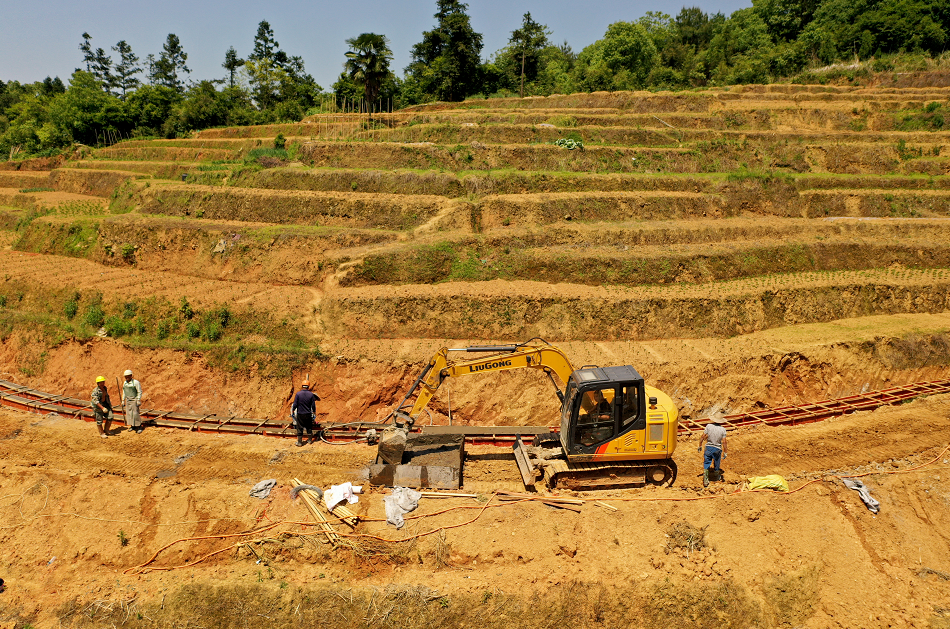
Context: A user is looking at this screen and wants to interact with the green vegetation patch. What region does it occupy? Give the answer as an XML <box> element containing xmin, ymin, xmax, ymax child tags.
<box><xmin>897</xmin><ymin>101</ymin><xmax>949</xmax><ymax>131</ymax></box>
<box><xmin>0</xmin><ymin>280</ymin><xmax>319</xmax><ymax>377</ymax></box>
<box><xmin>15</xmin><ymin>216</ymin><xmax>100</xmax><ymax>257</ymax></box>
<box><xmin>341</xmin><ymin>238</ymin><xmax>950</xmax><ymax>288</ymax></box>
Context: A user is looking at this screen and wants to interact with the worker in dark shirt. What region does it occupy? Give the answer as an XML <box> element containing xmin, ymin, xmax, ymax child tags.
<box><xmin>291</xmin><ymin>380</ymin><xmax>320</xmax><ymax>447</ymax></box>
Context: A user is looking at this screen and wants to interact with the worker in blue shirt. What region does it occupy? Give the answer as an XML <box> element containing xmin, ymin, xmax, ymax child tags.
<box><xmin>292</xmin><ymin>380</ymin><xmax>320</xmax><ymax>447</ymax></box>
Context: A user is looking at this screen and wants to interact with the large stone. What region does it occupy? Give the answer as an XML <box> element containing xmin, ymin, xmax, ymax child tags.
<box><xmin>377</xmin><ymin>426</ymin><xmax>408</xmax><ymax>465</ymax></box>
<box><xmin>365</xmin><ymin>463</ymin><xmax>460</xmax><ymax>490</ymax></box>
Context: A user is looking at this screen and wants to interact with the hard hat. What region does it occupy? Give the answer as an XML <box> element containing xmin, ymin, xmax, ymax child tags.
<box><xmin>96</xmin><ymin>376</ymin><xmax>106</xmax><ymax>383</ymax></box>
<box><xmin>123</xmin><ymin>369</ymin><xmax>133</xmax><ymax>376</ymax></box>
<box><xmin>302</xmin><ymin>381</ymin><xmax>310</xmax><ymax>388</ymax></box>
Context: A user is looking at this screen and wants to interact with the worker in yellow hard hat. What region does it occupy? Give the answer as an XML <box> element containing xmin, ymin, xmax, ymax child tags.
<box><xmin>91</xmin><ymin>376</ymin><xmax>113</xmax><ymax>438</ymax></box>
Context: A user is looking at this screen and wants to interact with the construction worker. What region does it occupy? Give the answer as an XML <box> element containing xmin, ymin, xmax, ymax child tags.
<box><xmin>91</xmin><ymin>376</ymin><xmax>113</xmax><ymax>438</ymax></box>
<box><xmin>697</xmin><ymin>413</ymin><xmax>727</xmax><ymax>487</ymax></box>
<box><xmin>291</xmin><ymin>380</ymin><xmax>320</xmax><ymax>447</ymax></box>
<box><xmin>121</xmin><ymin>369</ymin><xmax>143</xmax><ymax>433</ymax></box>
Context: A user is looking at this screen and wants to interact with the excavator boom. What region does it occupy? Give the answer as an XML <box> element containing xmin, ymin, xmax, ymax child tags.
<box><xmin>392</xmin><ymin>341</ymin><xmax>574</xmax><ymax>428</ymax></box>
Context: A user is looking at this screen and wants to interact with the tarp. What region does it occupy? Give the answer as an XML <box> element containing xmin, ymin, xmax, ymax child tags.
<box><xmin>324</xmin><ymin>482</ymin><xmax>361</xmax><ymax>510</ymax></box>
<box><xmin>747</xmin><ymin>475</ymin><xmax>789</xmax><ymax>492</ymax></box>
<box><xmin>384</xmin><ymin>487</ymin><xmax>422</xmax><ymax>529</ymax></box>
<box><xmin>841</xmin><ymin>478</ymin><xmax>880</xmax><ymax>514</ymax></box>
<box><xmin>249</xmin><ymin>479</ymin><xmax>277</xmax><ymax>499</ymax></box>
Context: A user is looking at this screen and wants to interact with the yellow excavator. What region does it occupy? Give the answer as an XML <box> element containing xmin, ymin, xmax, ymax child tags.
<box><xmin>389</xmin><ymin>339</ymin><xmax>679</xmax><ymax>490</ymax></box>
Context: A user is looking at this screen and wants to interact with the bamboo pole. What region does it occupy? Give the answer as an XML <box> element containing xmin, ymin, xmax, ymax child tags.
<box><xmin>290</xmin><ymin>478</ymin><xmax>339</xmax><ymax>545</ymax></box>
<box><xmin>495</xmin><ymin>491</ymin><xmax>583</xmax><ymax>505</ymax></box>
<box><xmin>327</xmin><ymin>497</ymin><xmax>359</xmax><ymax>527</ymax></box>
<box><xmin>294</xmin><ymin>477</ymin><xmax>359</xmax><ymax>527</ymax></box>
<box><xmin>495</xmin><ymin>491</ymin><xmax>584</xmax><ymax>512</ymax></box>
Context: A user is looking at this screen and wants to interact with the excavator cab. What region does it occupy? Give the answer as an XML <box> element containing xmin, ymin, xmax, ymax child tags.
<box><xmin>560</xmin><ymin>366</ymin><xmax>648</xmax><ymax>458</ymax></box>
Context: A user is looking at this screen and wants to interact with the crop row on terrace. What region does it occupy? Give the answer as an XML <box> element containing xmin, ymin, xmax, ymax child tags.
<box><xmin>15</xmin><ymin>211</ymin><xmax>950</xmax><ymax>291</ymax></box>
<box><xmin>202</xmin><ymin>108</ymin><xmax>880</xmax><ymax>136</ymax></box>
<box><xmin>320</xmin><ymin>271</ymin><xmax>950</xmax><ymax>340</ymax></box>
<box><xmin>36</xmin><ymin>162</ymin><xmax>950</xmax><ymax>200</ymax></box>
<box><xmin>4</xmin><ymin>85</ymin><xmax>950</xmax><ymax>345</ymax></box>
<box><xmin>112</xmin><ymin>182</ymin><xmax>950</xmax><ymax>229</ymax></box>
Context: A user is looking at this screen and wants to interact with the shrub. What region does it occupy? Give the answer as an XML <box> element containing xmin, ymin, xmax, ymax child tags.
<box><xmin>104</xmin><ymin>315</ymin><xmax>130</xmax><ymax>337</ymax></box>
<box><xmin>64</xmin><ymin>295</ymin><xmax>79</xmax><ymax>319</ymax></box>
<box><xmin>83</xmin><ymin>304</ymin><xmax>105</xmax><ymax>329</ymax></box>
<box><xmin>554</xmin><ymin>138</ymin><xmax>583</xmax><ymax>150</ymax></box>
<box><xmin>212</xmin><ymin>305</ymin><xmax>231</xmax><ymax>328</ymax></box>
<box><xmin>186</xmin><ymin>321</ymin><xmax>201</xmax><ymax>338</ymax></box>
<box><xmin>120</xmin><ymin>243</ymin><xmax>136</xmax><ymax>264</ymax></box>
<box><xmin>122</xmin><ymin>302</ymin><xmax>137</xmax><ymax>319</ymax></box>
<box><xmin>156</xmin><ymin>318</ymin><xmax>173</xmax><ymax>340</ymax></box>
<box><xmin>274</xmin><ymin>133</ymin><xmax>286</xmax><ymax>150</ymax></box>
<box><xmin>179</xmin><ymin>297</ymin><xmax>194</xmax><ymax>320</ymax></box>
<box><xmin>202</xmin><ymin>321</ymin><xmax>223</xmax><ymax>342</ymax></box>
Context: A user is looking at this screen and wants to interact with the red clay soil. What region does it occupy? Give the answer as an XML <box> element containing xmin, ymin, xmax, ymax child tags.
<box><xmin>0</xmin><ymin>390</ymin><xmax>948</xmax><ymax>628</ymax></box>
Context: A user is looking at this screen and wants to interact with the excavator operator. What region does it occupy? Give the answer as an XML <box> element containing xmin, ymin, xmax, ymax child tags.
<box><xmin>577</xmin><ymin>389</ymin><xmax>613</xmax><ymax>445</ymax></box>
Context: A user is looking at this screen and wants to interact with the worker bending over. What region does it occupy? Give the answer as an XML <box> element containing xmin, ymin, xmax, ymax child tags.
<box><xmin>121</xmin><ymin>369</ymin><xmax>144</xmax><ymax>433</ymax></box>
<box><xmin>91</xmin><ymin>376</ymin><xmax>113</xmax><ymax>438</ymax></box>
<box><xmin>697</xmin><ymin>413</ymin><xmax>727</xmax><ymax>487</ymax></box>
<box><xmin>292</xmin><ymin>380</ymin><xmax>320</xmax><ymax>447</ymax></box>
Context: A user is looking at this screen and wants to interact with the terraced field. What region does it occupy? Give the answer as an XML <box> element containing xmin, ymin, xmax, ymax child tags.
<box><xmin>2</xmin><ymin>83</ymin><xmax>950</xmax><ymax>421</ymax></box>
<box><xmin>5</xmin><ymin>83</ymin><xmax>950</xmax><ymax>629</ymax></box>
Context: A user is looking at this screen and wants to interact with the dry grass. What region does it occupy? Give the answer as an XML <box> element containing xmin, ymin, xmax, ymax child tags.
<box><xmin>761</xmin><ymin>566</ymin><xmax>821</xmax><ymax>628</ymax></box>
<box><xmin>55</xmin><ymin>578</ymin><xmax>788</xmax><ymax>629</ymax></box>
<box><xmin>664</xmin><ymin>520</ymin><xmax>708</xmax><ymax>556</ymax></box>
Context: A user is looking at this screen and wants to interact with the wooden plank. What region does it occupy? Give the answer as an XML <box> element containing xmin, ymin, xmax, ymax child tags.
<box><xmin>512</xmin><ymin>436</ymin><xmax>536</xmax><ymax>491</ymax></box>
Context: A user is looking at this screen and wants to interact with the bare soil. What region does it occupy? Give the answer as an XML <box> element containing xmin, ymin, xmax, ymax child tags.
<box><xmin>0</xmin><ymin>391</ymin><xmax>948</xmax><ymax>628</ymax></box>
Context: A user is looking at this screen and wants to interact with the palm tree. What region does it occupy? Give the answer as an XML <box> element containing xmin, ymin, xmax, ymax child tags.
<box><xmin>344</xmin><ymin>33</ymin><xmax>393</xmax><ymax>111</ymax></box>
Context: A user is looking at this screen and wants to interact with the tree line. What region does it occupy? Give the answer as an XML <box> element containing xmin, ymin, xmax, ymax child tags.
<box><xmin>3</xmin><ymin>0</ymin><xmax>950</xmax><ymax>159</ymax></box>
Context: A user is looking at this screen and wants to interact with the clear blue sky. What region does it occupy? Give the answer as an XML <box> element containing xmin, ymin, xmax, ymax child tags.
<box><xmin>1</xmin><ymin>0</ymin><xmax>751</xmax><ymax>90</ymax></box>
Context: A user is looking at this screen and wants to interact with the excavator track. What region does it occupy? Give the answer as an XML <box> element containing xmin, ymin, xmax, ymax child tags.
<box><xmin>540</xmin><ymin>458</ymin><xmax>677</xmax><ymax>490</ymax></box>
<box><xmin>522</xmin><ymin>432</ymin><xmax>677</xmax><ymax>490</ymax></box>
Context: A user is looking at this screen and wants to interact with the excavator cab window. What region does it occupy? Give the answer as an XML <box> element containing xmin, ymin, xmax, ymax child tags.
<box><xmin>575</xmin><ymin>387</ymin><xmax>616</xmax><ymax>446</ymax></box>
<box><xmin>621</xmin><ymin>385</ymin><xmax>643</xmax><ymax>430</ymax></box>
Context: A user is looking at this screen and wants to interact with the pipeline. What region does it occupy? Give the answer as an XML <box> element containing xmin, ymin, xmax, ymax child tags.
<box><xmin>0</xmin><ymin>377</ymin><xmax>947</xmax><ymax>445</ymax></box>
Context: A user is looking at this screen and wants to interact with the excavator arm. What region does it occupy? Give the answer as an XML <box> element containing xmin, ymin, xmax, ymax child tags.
<box><xmin>391</xmin><ymin>341</ymin><xmax>575</xmax><ymax>428</ymax></box>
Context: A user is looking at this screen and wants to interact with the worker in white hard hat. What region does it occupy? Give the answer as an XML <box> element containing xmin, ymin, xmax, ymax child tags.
<box><xmin>90</xmin><ymin>376</ymin><xmax>113</xmax><ymax>438</ymax></box>
<box><xmin>121</xmin><ymin>369</ymin><xmax>144</xmax><ymax>433</ymax></box>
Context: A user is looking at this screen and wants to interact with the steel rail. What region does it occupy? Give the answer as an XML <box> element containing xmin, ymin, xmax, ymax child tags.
<box><xmin>0</xmin><ymin>377</ymin><xmax>947</xmax><ymax>444</ymax></box>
